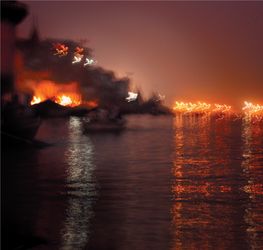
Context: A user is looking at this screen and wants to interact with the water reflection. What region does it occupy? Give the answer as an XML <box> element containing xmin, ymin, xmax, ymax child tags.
<box><xmin>171</xmin><ymin>113</ymin><xmax>247</xmax><ymax>249</ymax></box>
<box><xmin>241</xmin><ymin>116</ymin><xmax>263</xmax><ymax>250</ymax></box>
<box><xmin>60</xmin><ymin>117</ymin><xmax>98</xmax><ymax>250</ymax></box>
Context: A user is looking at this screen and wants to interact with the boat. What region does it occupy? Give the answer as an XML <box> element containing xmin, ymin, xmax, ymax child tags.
<box><xmin>1</xmin><ymin>103</ymin><xmax>42</xmax><ymax>146</ymax></box>
<box><xmin>83</xmin><ymin>118</ymin><xmax>127</xmax><ymax>133</ymax></box>
<box><xmin>2</xmin><ymin>116</ymin><xmax>41</xmax><ymax>140</ymax></box>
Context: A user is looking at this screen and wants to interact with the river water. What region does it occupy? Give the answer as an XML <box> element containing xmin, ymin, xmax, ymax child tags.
<box><xmin>2</xmin><ymin>114</ymin><xmax>263</xmax><ymax>250</ymax></box>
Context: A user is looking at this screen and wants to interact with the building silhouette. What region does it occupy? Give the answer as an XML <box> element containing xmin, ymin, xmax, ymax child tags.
<box><xmin>1</xmin><ymin>1</ymin><xmax>28</xmax><ymax>95</ymax></box>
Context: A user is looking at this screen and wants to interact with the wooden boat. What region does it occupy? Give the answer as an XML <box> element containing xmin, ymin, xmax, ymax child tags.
<box><xmin>2</xmin><ymin>116</ymin><xmax>41</xmax><ymax>141</ymax></box>
<box><xmin>83</xmin><ymin>119</ymin><xmax>127</xmax><ymax>133</ymax></box>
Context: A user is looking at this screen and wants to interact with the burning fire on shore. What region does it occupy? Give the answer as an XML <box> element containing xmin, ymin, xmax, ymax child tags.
<box><xmin>28</xmin><ymin>80</ymin><xmax>81</xmax><ymax>107</ymax></box>
<box><xmin>30</xmin><ymin>93</ymin><xmax>82</xmax><ymax>107</ymax></box>
<box><xmin>17</xmin><ymin>80</ymin><xmax>98</xmax><ymax>108</ymax></box>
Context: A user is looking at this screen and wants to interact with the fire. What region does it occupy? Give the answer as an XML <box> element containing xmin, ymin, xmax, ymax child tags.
<box><xmin>56</xmin><ymin>95</ymin><xmax>72</xmax><ymax>106</ymax></box>
<box><xmin>53</xmin><ymin>94</ymin><xmax>81</xmax><ymax>106</ymax></box>
<box><xmin>30</xmin><ymin>94</ymin><xmax>81</xmax><ymax>107</ymax></box>
<box><xmin>24</xmin><ymin>80</ymin><xmax>84</xmax><ymax>107</ymax></box>
<box><xmin>31</xmin><ymin>96</ymin><xmax>41</xmax><ymax>105</ymax></box>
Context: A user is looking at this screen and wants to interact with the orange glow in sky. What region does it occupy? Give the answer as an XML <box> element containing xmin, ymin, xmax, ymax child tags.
<box><xmin>17</xmin><ymin>1</ymin><xmax>263</xmax><ymax>109</ymax></box>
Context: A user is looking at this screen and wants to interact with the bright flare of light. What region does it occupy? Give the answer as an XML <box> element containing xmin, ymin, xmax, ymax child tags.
<box><xmin>31</xmin><ymin>96</ymin><xmax>42</xmax><ymax>105</ymax></box>
<box><xmin>55</xmin><ymin>95</ymin><xmax>72</xmax><ymax>106</ymax></box>
<box><xmin>251</xmin><ymin>104</ymin><xmax>263</xmax><ymax>114</ymax></box>
<box><xmin>243</xmin><ymin>101</ymin><xmax>253</xmax><ymax>110</ymax></box>
<box><xmin>242</xmin><ymin>101</ymin><xmax>263</xmax><ymax>114</ymax></box>
<box><xmin>184</xmin><ymin>102</ymin><xmax>197</xmax><ymax>114</ymax></box>
<box><xmin>156</xmin><ymin>94</ymin><xmax>165</xmax><ymax>101</ymax></box>
<box><xmin>173</xmin><ymin>102</ymin><xmax>189</xmax><ymax>110</ymax></box>
<box><xmin>74</xmin><ymin>47</ymin><xmax>83</xmax><ymax>55</ymax></box>
<box><xmin>84</xmin><ymin>58</ymin><xmax>97</xmax><ymax>67</ymax></box>
<box><xmin>196</xmin><ymin>102</ymin><xmax>211</xmax><ymax>110</ymax></box>
<box><xmin>72</xmin><ymin>56</ymin><xmax>82</xmax><ymax>64</ymax></box>
<box><xmin>126</xmin><ymin>92</ymin><xmax>138</xmax><ymax>102</ymax></box>
<box><xmin>173</xmin><ymin>100</ymin><xmax>262</xmax><ymax>117</ymax></box>
<box><xmin>174</xmin><ymin>101</ymin><xmax>211</xmax><ymax>112</ymax></box>
<box><xmin>52</xmin><ymin>43</ymin><xmax>69</xmax><ymax>57</ymax></box>
<box><xmin>213</xmin><ymin>104</ymin><xmax>224</xmax><ymax>112</ymax></box>
<box><xmin>73</xmin><ymin>47</ymin><xmax>84</xmax><ymax>63</ymax></box>
<box><xmin>202</xmin><ymin>103</ymin><xmax>211</xmax><ymax>110</ymax></box>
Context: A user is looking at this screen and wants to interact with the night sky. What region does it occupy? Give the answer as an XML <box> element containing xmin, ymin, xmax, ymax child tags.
<box><xmin>18</xmin><ymin>1</ymin><xmax>263</xmax><ymax>110</ymax></box>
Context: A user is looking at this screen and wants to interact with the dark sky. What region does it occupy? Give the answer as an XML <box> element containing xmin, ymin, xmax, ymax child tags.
<box><xmin>18</xmin><ymin>1</ymin><xmax>263</xmax><ymax>110</ymax></box>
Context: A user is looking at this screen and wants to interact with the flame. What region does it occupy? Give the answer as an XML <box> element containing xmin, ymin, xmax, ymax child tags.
<box><xmin>54</xmin><ymin>95</ymin><xmax>81</xmax><ymax>106</ymax></box>
<box><xmin>31</xmin><ymin>94</ymin><xmax>81</xmax><ymax>107</ymax></box>
<box><xmin>31</xmin><ymin>96</ymin><xmax>41</xmax><ymax>105</ymax></box>
<box><xmin>24</xmin><ymin>80</ymin><xmax>83</xmax><ymax>107</ymax></box>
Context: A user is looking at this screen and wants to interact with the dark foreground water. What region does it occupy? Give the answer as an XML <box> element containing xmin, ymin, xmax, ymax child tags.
<box><xmin>2</xmin><ymin>114</ymin><xmax>263</xmax><ymax>250</ymax></box>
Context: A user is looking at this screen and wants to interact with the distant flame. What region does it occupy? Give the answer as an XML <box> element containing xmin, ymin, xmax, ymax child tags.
<box><xmin>24</xmin><ymin>80</ymin><xmax>83</xmax><ymax>107</ymax></box>
<box><xmin>31</xmin><ymin>94</ymin><xmax>82</xmax><ymax>107</ymax></box>
<box><xmin>31</xmin><ymin>96</ymin><xmax>42</xmax><ymax>105</ymax></box>
<box><xmin>59</xmin><ymin>95</ymin><xmax>71</xmax><ymax>106</ymax></box>
<box><xmin>173</xmin><ymin>102</ymin><xmax>234</xmax><ymax>114</ymax></box>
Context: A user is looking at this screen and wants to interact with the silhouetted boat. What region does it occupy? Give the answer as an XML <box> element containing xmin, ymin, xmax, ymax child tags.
<box><xmin>1</xmin><ymin>116</ymin><xmax>41</xmax><ymax>141</ymax></box>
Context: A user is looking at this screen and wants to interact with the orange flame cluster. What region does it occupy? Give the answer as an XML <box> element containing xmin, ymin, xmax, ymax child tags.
<box><xmin>243</xmin><ymin>101</ymin><xmax>263</xmax><ymax>114</ymax></box>
<box><xmin>173</xmin><ymin>102</ymin><xmax>232</xmax><ymax>113</ymax></box>
<box><xmin>31</xmin><ymin>94</ymin><xmax>81</xmax><ymax>107</ymax></box>
<box><xmin>29</xmin><ymin>80</ymin><xmax>82</xmax><ymax>107</ymax></box>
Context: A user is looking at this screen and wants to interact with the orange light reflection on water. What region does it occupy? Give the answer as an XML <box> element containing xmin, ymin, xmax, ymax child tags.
<box><xmin>170</xmin><ymin>112</ymin><xmax>263</xmax><ymax>249</ymax></box>
<box><xmin>241</xmin><ymin>118</ymin><xmax>263</xmax><ymax>249</ymax></box>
